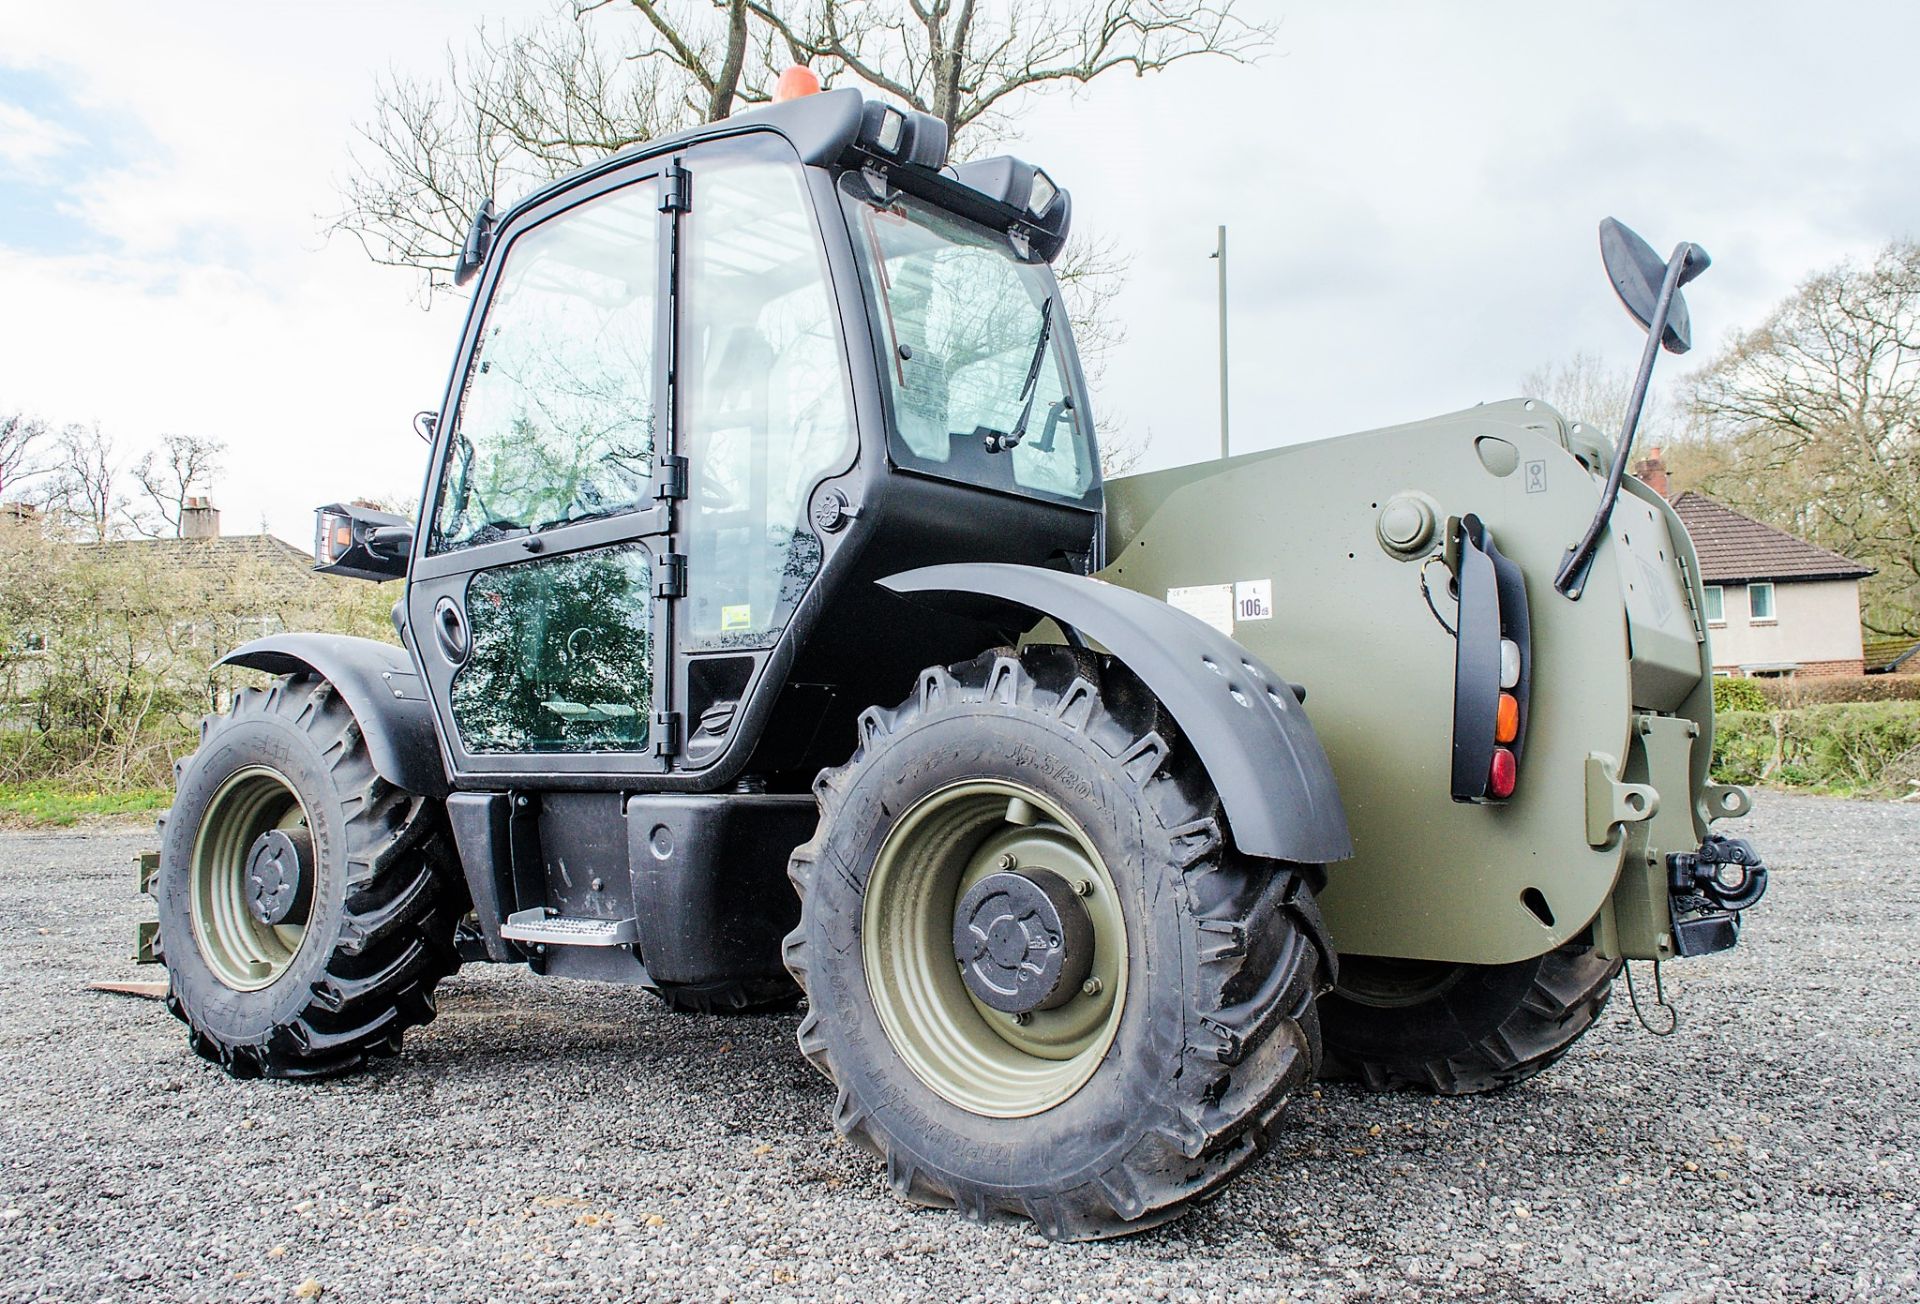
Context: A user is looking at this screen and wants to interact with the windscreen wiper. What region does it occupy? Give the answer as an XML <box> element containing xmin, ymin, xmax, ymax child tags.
<box><xmin>984</xmin><ymin>296</ymin><xmax>1054</xmax><ymax>454</ymax></box>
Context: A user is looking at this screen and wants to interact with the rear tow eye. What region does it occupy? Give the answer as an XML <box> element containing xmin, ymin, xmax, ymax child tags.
<box><xmin>1667</xmin><ymin>835</ymin><xmax>1768</xmax><ymax>958</ymax></box>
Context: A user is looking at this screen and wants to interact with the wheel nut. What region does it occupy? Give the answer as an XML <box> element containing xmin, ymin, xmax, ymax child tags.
<box><xmin>1011</xmin><ymin>1011</ymin><xmax>1032</xmax><ymax>1026</ymax></box>
<box><xmin>1072</xmin><ymin>879</ymin><xmax>1093</xmax><ymax>897</ymax></box>
<box><xmin>997</xmin><ymin>852</ymin><xmax>1018</xmax><ymax>871</ymax></box>
<box><xmin>1081</xmin><ymin>977</ymin><xmax>1103</xmax><ymax>998</ymax></box>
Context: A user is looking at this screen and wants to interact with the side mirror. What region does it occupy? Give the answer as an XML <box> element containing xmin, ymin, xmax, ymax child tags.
<box><xmin>453</xmin><ymin>198</ymin><xmax>497</xmax><ymax>288</ymax></box>
<box><xmin>315</xmin><ymin>502</ymin><xmax>411</xmax><ymax>581</ymax></box>
<box><xmin>1600</xmin><ymin>217</ymin><xmax>1709</xmax><ymax>355</ymax></box>
<box><xmin>1555</xmin><ymin>218</ymin><xmax>1712</xmax><ymax>600</ymax></box>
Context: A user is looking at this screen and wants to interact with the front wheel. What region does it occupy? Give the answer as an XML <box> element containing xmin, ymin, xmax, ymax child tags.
<box><xmin>784</xmin><ymin>648</ymin><xmax>1328</xmax><ymax>1240</ymax></box>
<box><xmin>154</xmin><ymin>675</ymin><xmax>465</xmax><ymax>1078</ymax></box>
<box><xmin>1318</xmin><ymin>941</ymin><xmax>1621</xmax><ymax>1094</ymax></box>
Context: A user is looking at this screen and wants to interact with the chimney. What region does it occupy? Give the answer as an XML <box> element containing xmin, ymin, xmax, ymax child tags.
<box><xmin>180</xmin><ymin>495</ymin><xmax>221</xmax><ymax>539</ymax></box>
<box><xmin>1631</xmin><ymin>446</ymin><xmax>1669</xmax><ymax>497</ymax></box>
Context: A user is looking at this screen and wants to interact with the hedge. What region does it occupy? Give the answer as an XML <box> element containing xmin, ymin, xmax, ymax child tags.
<box><xmin>1712</xmin><ymin>678</ymin><xmax>1771</xmax><ymax>713</ymax></box>
<box><xmin>1712</xmin><ymin>701</ymin><xmax>1920</xmax><ymax>795</ymax></box>
<box><xmin>1754</xmin><ymin>674</ymin><xmax>1920</xmax><ymax>706</ymax></box>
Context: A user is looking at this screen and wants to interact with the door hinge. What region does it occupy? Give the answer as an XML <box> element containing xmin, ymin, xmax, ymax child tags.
<box><xmin>1675</xmin><ymin>552</ymin><xmax>1707</xmax><ymax>643</ymax></box>
<box><xmin>659</xmin><ymin>160</ymin><xmax>690</xmax><ymax>213</ymax></box>
<box><xmin>654</xmin><ymin>552</ymin><xmax>687</xmax><ymax>599</ymax></box>
<box><xmin>652</xmin><ymin>711</ymin><xmax>682</xmax><ymax>757</ymax></box>
<box><xmin>654</xmin><ymin>454</ymin><xmax>688</xmax><ymax>501</ymax></box>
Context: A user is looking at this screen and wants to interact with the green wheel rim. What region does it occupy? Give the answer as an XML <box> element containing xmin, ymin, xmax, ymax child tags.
<box><xmin>189</xmin><ymin>765</ymin><xmax>314</xmax><ymax>991</ymax></box>
<box><xmin>863</xmin><ymin>779</ymin><xmax>1127</xmax><ymax>1118</ymax></box>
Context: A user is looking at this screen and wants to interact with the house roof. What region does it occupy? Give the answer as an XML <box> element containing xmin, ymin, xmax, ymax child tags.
<box><xmin>1668</xmin><ymin>492</ymin><xmax>1875</xmax><ymax>584</ymax></box>
<box><xmin>86</xmin><ymin>533</ymin><xmax>312</xmax><ymax>570</ymax></box>
<box><xmin>82</xmin><ymin>533</ymin><xmax>330</xmax><ymax>604</ymax></box>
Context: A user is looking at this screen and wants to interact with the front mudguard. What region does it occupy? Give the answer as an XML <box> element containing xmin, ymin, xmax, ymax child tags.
<box><xmin>215</xmin><ymin>633</ymin><xmax>449</xmax><ymax>798</ymax></box>
<box><xmin>880</xmin><ymin>564</ymin><xmax>1352</xmax><ymax>867</ymax></box>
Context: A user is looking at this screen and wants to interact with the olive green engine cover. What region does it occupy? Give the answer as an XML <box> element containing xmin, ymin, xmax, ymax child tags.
<box><xmin>1099</xmin><ymin>400</ymin><xmax>1728</xmax><ymax>966</ymax></box>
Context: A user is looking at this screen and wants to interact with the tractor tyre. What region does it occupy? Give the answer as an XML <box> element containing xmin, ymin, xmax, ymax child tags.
<box><xmin>153</xmin><ymin>674</ymin><xmax>466</xmax><ymax>1079</ymax></box>
<box><xmin>649</xmin><ymin>975</ymin><xmax>801</xmax><ymax>1015</ymax></box>
<box><xmin>783</xmin><ymin>647</ymin><xmax>1329</xmax><ymax>1240</ymax></box>
<box><xmin>1318</xmin><ymin>941</ymin><xmax>1621</xmax><ymax>1095</ymax></box>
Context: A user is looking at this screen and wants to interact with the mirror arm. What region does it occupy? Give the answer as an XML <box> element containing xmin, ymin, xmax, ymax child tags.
<box><xmin>1553</xmin><ymin>242</ymin><xmax>1693</xmax><ymax>600</ymax></box>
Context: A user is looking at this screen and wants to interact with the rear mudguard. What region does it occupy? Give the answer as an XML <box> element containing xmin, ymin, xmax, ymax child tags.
<box><xmin>215</xmin><ymin>634</ymin><xmax>450</xmax><ymax>798</ymax></box>
<box><xmin>880</xmin><ymin>564</ymin><xmax>1352</xmax><ymax>866</ymax></box>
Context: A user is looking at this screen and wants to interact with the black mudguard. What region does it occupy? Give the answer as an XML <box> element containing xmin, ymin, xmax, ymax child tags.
<box><xmin>880</xmin><ymin>564</ymin><xmax>1353</xmax><ymax>866</ymax></box>
<box><xmin>215</xmin><ymin>634</ymin><xmax>449</xmax><ymax>798</ymax></box>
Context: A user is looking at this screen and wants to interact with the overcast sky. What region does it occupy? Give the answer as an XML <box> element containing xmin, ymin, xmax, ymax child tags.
<box><xmin>3</xmin><ymin>1</ymin><xmax>1916</xmax><ymax>543</ymax></box>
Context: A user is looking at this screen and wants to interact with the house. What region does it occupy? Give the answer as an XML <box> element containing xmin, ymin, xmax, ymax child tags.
<box><xmin>2</xmin><ymin>495</ymin><xmax>381</xmax><ymax>717</ymax></box>
<box><xmin>1633</xmin><ymin>450</ymin><xmax>1875</xmax><ymax>679</ymax></box>
<box><xmin>84</xmin><ymin>497</ymin><xmax>334</xmax><ymax>633</ymax></box>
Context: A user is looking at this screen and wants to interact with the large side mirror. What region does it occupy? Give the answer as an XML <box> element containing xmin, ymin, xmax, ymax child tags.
<box><xmin>1555</xmin><ymin>219</ymin><xmax>1712</xmax><ymax>599</ymax></box>
<box><xmin>1600</xmin><ymin>217</ymin><xmax>1709</xmax><ymax>355</ymax></box>
<box><xmin>314</xmin><ymin>502</ymin><xmax>411</xmax><ymax>581</ymax></box>
<box><xmin>453</xmin><ymin>198</ymin><xmax>497</xmax><ymax>288</ymax></box>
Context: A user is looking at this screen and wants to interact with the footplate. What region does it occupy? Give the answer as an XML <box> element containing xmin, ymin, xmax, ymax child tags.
<box><xmin>498</xmin><ymin>908</ymin><xmax>639</xmax><ymax>947</ymax></box>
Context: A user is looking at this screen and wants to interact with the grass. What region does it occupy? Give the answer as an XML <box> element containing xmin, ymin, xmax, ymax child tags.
<box><xmin>0</xmin><ymin>783</ymin><xmax>170</xmax><ymax>828</ymax></box>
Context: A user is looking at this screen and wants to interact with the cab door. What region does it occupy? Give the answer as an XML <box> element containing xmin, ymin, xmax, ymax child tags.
<box><xmin>408</xmin><ymin>167</ymin><xmax>676</xmax><ymax>783</ymax></box>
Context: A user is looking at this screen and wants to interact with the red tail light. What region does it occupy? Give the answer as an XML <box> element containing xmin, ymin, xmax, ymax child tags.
<box><xmin>1489</xmin><ymin>747</ymin><xmax>1517</xmax><ymax>799</ymax></box>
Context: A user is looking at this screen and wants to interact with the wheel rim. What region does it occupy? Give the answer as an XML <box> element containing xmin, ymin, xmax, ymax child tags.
<box><xmin>1333</xmin><ymin>954</ymin><xmax>1467</xmax><ymax>1009</ymax></box>
<box><xmin>863</xmin><ymin>779</ymin><xmax>1127</xmax><ymax>1118</ymax></box>
<box><xmin>189</xmin><ymin>765</ymin><xmax>315</xmax><ymax>991</ymax></box>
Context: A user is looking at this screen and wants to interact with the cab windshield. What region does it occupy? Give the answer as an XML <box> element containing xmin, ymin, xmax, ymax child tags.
<box><xmin>841</xmin><ymin>180</ymin><xmax>1097</xmax><ymax>507</ymax></box>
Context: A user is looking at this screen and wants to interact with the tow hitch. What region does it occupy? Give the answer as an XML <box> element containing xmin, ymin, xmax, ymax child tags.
<box><xmin>1667</xmin><ymin>835</ymin><xmax>1768</xmax><ymax>957</ymax></box>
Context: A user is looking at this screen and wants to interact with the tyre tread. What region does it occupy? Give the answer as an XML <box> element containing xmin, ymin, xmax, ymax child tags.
<box><xmin>783</xmin><ymin>647</ymin><xmax>1327</xmax><ymax>1240</ymax></box>
<box><xmin>161</xmin><ymin>673</ymin><xmax>462</xmax><ymax>1080</ymax></box>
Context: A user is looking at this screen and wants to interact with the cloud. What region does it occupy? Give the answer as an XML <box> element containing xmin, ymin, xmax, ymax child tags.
<box><xmin>4</xmin><ymin>0</ymin><xmax>1920</xmax><ymax>536</ymax></box>
<box><xmin>0</xmin><ymin>99</ymin><xmax>80</xmax><ymax>176</ymax></box>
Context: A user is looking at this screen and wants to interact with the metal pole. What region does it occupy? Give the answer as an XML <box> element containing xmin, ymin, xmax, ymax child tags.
<box><xmin>1211</xmin><ymin>225</ymin><xmax>1229</xmax><ymax>460</ymax></box>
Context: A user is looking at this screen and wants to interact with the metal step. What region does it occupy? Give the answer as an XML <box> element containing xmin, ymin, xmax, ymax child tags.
<box><xmin>498</xmin><ymin>908</ymin><xmax>639</xmax><ymax>948</ymax></box>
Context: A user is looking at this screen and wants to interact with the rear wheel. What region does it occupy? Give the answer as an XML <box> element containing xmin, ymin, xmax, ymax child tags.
<box><xmin>1318</xmin><ymin>941</ymin><xmax>1621</xmax><ymax>1095</ymax></box>
<box><xmin>784</xmin><ymin>648</ymin><xmax>1328</xmax><ymax>1240</ymax></box>
<box><xmin>154</xmin><ymin>675</ymin><xmax>465</xmax><ymax>1078</ymax></box>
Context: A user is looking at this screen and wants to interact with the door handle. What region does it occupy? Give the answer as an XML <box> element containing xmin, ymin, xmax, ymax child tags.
<box><xmin>433</xmin><ymin>596</ymin><xmax>471</xmax><ymax>665</ymax></box>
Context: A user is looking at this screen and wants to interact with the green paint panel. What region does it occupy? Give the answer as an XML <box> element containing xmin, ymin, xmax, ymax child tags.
<box><xmin>1098</xmin><ymin>400</ymin><xmax>1734</xmax><ymax>966</ymax></box>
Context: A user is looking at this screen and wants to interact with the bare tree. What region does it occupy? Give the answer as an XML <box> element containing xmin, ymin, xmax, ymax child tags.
<box><xmin>0</xmin><ymin>411</ymin><xmax>49</xmax><ymax>503</ymax></box>
<box><xmin>335</xmin><ymin>0</ymin><xmax>1267</xmax><ymax>292</ymax></box>
<box><xmin>43</xmin><ymin>423</ymin><xmax>126</xmax><ymax>543</ymax></box>
<box><xmin>130</xmin><ymin>433</ymin><xmax>227</xmax><ymax>538</ymax></box>
<box><xmin>1519</xmin><ymin>350</ymin><xmax>1676</xmax><ymax>447</ymax></box>
<box><xmin>1686</xmin><ymin>240</ymin><xmax>1920</xmax><ymax>638</ymax></box>
<box><xmin>333</xmin><ymin>15</ymin><xmax>689</xmax><ymax>292</ymax></box>
<box><xmin>734</xmin><ymin>0</ymin><xmax>1266</xmax><ymax>142</ymax></box>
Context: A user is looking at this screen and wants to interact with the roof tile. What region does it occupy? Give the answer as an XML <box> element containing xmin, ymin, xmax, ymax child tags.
<box><xmin>1668</xmin><ymin>492</ymin><xmax>1875</xmax><ymax>584</ymax></box>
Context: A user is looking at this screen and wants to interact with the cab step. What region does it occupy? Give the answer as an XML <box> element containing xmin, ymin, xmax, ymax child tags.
<box><xmin>498</xmin><ymin>909</ymin><xmax>639</xmax><ymax>948</ymax></box>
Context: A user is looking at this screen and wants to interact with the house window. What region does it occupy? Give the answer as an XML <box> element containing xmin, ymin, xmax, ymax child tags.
<box><xmin>1703</xmin><ymin>585</ymin><xmax>1725</xmax><ymax>625</ymax></box>
<box><xmin>1748</xmin><ymin>582</ymin><xmax>1776</xmax><ymax>623</ymax></box>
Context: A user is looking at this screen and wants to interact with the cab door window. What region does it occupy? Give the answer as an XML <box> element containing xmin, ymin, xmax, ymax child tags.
<box><xmin>431</xmin><ymin>184</ymin><xmax>660</xmax><ymax>553</ymax></box>
<box><xmin>680</xmin><ymin>136</ymin><xmax>854</xmax><ymax>651</ymax></box>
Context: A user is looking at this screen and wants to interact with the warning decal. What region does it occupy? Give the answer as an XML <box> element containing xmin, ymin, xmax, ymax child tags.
<box><xmin>1166</xmin><ymin>584</ymin><xmax>1235</xmax><ymax>635</ymax></box>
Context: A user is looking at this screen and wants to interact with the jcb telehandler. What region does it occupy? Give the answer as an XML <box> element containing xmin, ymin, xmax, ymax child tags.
<box><xmin>144</xmin><ymin>84</ymin><xmax>1767</xmax><ymax>1239</ymax></box>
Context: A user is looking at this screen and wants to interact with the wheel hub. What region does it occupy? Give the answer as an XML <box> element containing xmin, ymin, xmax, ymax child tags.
<box><xmin>952</xmin><ymin>867</ymin><xmax>1093</xmax><ymax>1014</ymax></box>
<box><xmin>244</xmin><ymin>828</ymin><xmax>313</xmax><ymax>927</ymax></box>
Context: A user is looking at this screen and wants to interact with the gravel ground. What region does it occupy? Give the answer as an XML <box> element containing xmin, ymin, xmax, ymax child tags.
<box><xmin>0</xmin><ymin>793</ymin><xmax>1914</xmax><ymax>1303</ymax></box>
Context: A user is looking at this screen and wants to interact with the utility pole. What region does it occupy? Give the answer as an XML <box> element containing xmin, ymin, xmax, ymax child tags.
<box><xmin>1210</xmin><ymin>225</ymin><xmax>1229</xmax><ymax>460</ymax></box>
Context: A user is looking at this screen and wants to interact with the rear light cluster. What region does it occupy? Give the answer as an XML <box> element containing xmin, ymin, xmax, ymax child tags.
<box><xmin>1489</xmin><ymin>638</ymin><xmax>1523</xmax><ymax>798</ymax></box>
<box><xmin>1450</xmin><ymin>514</ymin><xmax>1532</xmax><ymax>804</ymax></box>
